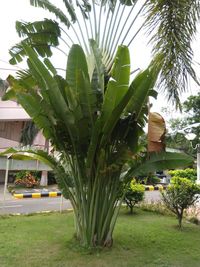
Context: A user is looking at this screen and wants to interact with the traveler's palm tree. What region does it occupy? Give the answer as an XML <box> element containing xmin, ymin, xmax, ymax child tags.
<box><xmin>1</xmin><ymin>0</ymin><xmax>196</xmax><ymax>248</ymax></box>
<box><xmin>2</xmin><ymin>43</ymin><xmax>193</xmax><ymax>247</ymax></box>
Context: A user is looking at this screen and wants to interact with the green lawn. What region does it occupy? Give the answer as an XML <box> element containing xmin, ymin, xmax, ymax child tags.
<box><xmin>0</xmin><ymin>209</ymin><xmax>200</xmax><ymax>267</ymax></box>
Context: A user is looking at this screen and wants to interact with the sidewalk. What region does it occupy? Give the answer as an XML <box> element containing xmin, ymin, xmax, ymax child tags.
<box><xmin>0</xmin><ymin>184</ymin><xmax>13</xmax><ymax>201</ymax></box>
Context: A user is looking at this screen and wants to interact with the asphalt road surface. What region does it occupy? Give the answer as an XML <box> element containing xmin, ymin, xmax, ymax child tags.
<box><xmin>0</xmin><ymin>197</ymin><xmax>72</xmax><ymax>215</ymax></box>
<box><xmin>0</xmin><ymin>191</ymin><xmax>162</xmax><ymax>215</ymax></box>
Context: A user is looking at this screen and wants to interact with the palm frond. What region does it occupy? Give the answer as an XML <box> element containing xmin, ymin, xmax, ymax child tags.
<box><xmin>10</xmin><ymin>0</ymin><xmax>146</xmax><ymax>73</ymax></box>
<box><xmin>62</xmin><ymin>0</ymin><xmax>77</xmax><ymax>22</ymax></box>
<box><xmin>8</xmin><ymin>0</ymin><xmax>200</xmax><ymax>109</ymax></box>
<box><xmin>145</xmin><ymin>0</ymin><xmax>200</xmax><ymax>107</ymax></box>
<box><xmin>30</xmin><ymin>0</ymin><xmax>71</xmax><ymax>27</ymax></box>
<box><xmin>10</xmin><ymin>19</ymin><xmax>61</xmax><ymax>64</ymax></box>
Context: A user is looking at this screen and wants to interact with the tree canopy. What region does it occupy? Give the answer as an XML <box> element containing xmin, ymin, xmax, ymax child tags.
<box><xmin>166</xmin><ymin>93</ymin><xmax>200</xmax><ymax>155</ymax></box>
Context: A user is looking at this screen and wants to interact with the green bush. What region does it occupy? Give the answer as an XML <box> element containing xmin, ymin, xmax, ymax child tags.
<box><xmin>168</xmin><ymin>168</ymin><xmax>197</xmax><ymax>182</ymax></box>
<box><xmin>124</xmin><ymin>179</ymin><xmax>145</xmax><ymax>213</ymax></box>
<box><xmin>161</xmin><ymin>176</ymin><xmax>200</xmax><ymax>228</ymax></box>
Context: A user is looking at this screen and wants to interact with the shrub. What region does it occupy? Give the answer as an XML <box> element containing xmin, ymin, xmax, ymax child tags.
<box><xmin>168</xmin><ymin>168</ymin><xmax>197</xmax><ymax>182</ymax></box>
<box><xmin>14</xmin><ymin>171</ymin><xmax>40</xmax><ymax>188</ymax></box>
<box><xmin>161</xmin><ymin>177</ymin><xmax>200</xmax><ymax>228</ymax></box>
<box><xmin>124</xmin><ymin>179</ymin><xmax>145</xmax><ymax>213</ymax></box>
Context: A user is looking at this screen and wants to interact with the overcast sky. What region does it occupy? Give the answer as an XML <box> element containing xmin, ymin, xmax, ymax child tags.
<box><xmin>0</xmin><ymin>0</ymin><xmax>199</xmax><ymax>117</ymax></box>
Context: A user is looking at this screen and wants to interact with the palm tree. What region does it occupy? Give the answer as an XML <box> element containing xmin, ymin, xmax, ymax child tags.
<box><xmin>2</xmin><ymin>43</ymin><xmax>193</xmax><ymax>247</ymax></box>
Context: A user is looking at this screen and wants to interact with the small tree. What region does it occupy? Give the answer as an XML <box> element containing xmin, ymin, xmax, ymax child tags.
<box><xmin>168</xmin><ymin>169</ymin><xmax>197</xmax><ymax>183</ymax></box>
<box><xmin>124</xmin><ymin>179</ymin><xmax>145</xmax><ymax>214</ymax></box>
<box><xmin>162</xmin><ymin>177</ymin><xmax>200</xmax><ymax>228</ymax></box>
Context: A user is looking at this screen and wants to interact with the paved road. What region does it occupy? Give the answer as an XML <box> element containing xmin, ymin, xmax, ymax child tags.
<box><xmin>0</xmin><ymin>197</ymin><xmax>72</xmax><ymax>215</ymax></box>
<box><xmin>0</xmin><ymin>191</ymin><xmax>163</xmax><ymax>215</ymax></box>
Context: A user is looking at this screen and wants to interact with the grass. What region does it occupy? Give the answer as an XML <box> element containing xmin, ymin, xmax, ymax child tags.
<box><xmin>0</xmin><ymin>209</ymin><xmax>200</xmax><ymax>267</ymax></box>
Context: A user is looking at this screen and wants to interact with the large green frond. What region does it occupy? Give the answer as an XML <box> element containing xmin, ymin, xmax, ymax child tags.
<box><xmin>9</xmin><ymin>19</ymin><xmax>61</xmax><ymax>64</ymax></box>
<box><xmin>125</xmin><ymin>65</ymin><xmax>158</xmax><ymax>120</ymax></box>
<box><xmin>87</xmin><ymin>45</ymin><xmax>131</xmax><ymax>167</ymax></box>
<box><xmin>145</xmin><ymin>0</ymin><xmax>200</xmax><ymax>106</ymax></box>
<box><xmin>30</xmin><ymin>0</ymin><xmax>71</xmax><ymax>27</ymax></box>
<box><xmin>125</xmin><ymin>151</ymin><xmax>194</xmax><ymax>179</ymax></box>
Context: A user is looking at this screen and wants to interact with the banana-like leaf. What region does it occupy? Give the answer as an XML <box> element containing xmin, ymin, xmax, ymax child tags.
<box><xmin>125</xmin><ymin>152</ymin><xmax>194</xmax><ymax>179</ymax></box>
<box><xmin>4</xmin><ymin>75</ymin><xmax>58</xmax><ymax>142</ymax></box>
<box><xmin>16</xmin><ymin>93</ymin><xmax>56</xmax><ymax>140</ymax></box>
<box><xmin>16</xmin><ymin>69</ymin><xmax>37</xmax><ymax>88</ymax></box>
<box><xmin>22</xmin><ymin>43</ymin><xmax>75</xmax><ymax>126</ymax></box>
<box><xmin>87</xmin><ymin>46</ymin><xmax>131</xmax><ymax>167</ymax></box>
<box><xmin>66</xmin><ymin>44</ymin><xmax>90</xmax><ymax>88</ymax></box>
<box><xmin>30</xmin><ymin>0</ymin><xmax>71</xmax><ymax>27</ymax></box>
<box><xmin>10</xmin><ymin>19</ymin><xmax>60</xmax><ymax>64</ymax></box>
<box><xmin>100</xmin><ymin>79</ymin><xmax>136</xmax><ymax>148</ymax></box>
<box><xmin>125</xmin><ymin>65</ymin><xmax>159</xmax><ymax>119</ymax></box>
<box><xmin>9</xmin><ymin>43</ymin><xmax>28</xmax><ymax>65</ymax></box>
<box><xmin>15</xmin><ymin>19</ymin><xmax>60</xmax><ymax>39</ymax></box>
<box><xmin>102</xmin><ymin>45</ymin><xmax>130</xmax><ymax>120</ymax></box>
<box><xmin>0</xmin><ymin>147</ymin><xmax>56</xmax><ymax>168</ymax></box>
<box><xmin>44</xmin><ymin>58</ymin><xmax>57</xmax><ymax>76</ymax></box>
<box><xmin>66</xmin><ymin>44</ymin><xmax>97</xmax><ymax>127</ymax></box>
<box><xmin>62</xmin><ymin>0</ymin><xmax>77</xmax><ymax>22</ymax></box>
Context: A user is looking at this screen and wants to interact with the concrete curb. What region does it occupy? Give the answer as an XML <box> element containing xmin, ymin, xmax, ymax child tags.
<box><xmin>13</xmin><ymin>185</ymin><xmax>167</xmax><ymax>199</ymax></box>
<box><xmin>145</xmin><ymin>185</ymin><xmax>167</xmax><ymax>191</ymax></box>
<box><xmin>13</xmin><ymin>191</ymin><xmax>61</xmax><ymax>199</ymax></box>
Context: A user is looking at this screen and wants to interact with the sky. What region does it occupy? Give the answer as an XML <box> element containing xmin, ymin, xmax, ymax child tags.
<box><xmin>0</xmin><ymin>0</ymin><xmax>200</xmax><ymax>118</ymax></box>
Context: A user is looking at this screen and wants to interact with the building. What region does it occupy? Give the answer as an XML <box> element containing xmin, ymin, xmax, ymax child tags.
<box><xmin>0</xmin><ymin>86</ymin><xmax>48</xmax><ymax>184</ymax></box>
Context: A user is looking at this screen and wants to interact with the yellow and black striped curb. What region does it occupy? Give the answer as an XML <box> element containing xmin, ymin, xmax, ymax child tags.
<box><xmin>13</xmin><ymin>185</ymin><xmax>167</xmax><ymax>199</ymax></box>
<box><xmin>145</xmin><ymin>185</ymin><xmax>167</xmax><ymax>191</ymax></box>
<box><xmin>13</xmin><ymin>191</ymin><xmax>61</xmax><ymax>199</ymax></box>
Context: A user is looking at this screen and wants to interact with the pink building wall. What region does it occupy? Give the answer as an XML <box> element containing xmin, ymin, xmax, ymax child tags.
<box><xmin>0</xmin><ymin>99</ymin><xmax>46</xmax><ymax>151</ymax></box>
<box><xmin>0</xmin><ymin>97</ymin><xmax>48</xmax><ymax>184</ymax></box>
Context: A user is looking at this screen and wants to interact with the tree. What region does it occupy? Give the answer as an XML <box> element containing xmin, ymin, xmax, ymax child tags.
<box><xmin>2</xmin><ymin>0</ymin><xmax>199</xmax><ymax>248</ymax></box>
<box><xmin>123</xmin><ymin>179</ymin><xmax>145</xmax><ymax>214</ymax></box>
<box><xmin>162</xmin><ymin>177</ymin><xmax>200</xmax><ymax>228</ymax></box>
<box><xmin>165</xmin><ymin>93</ymin><xmax>200</xmax><ymax>155</ymax></box>
<box><xmin>183</xmin><ymin>93</ymin><xmax>200</xmax><ymax>148</ymax></box>
<box><xmin>1</xmin><ymin>44</ymin><xmax>193</xmax><ymax>248</ymax></box>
